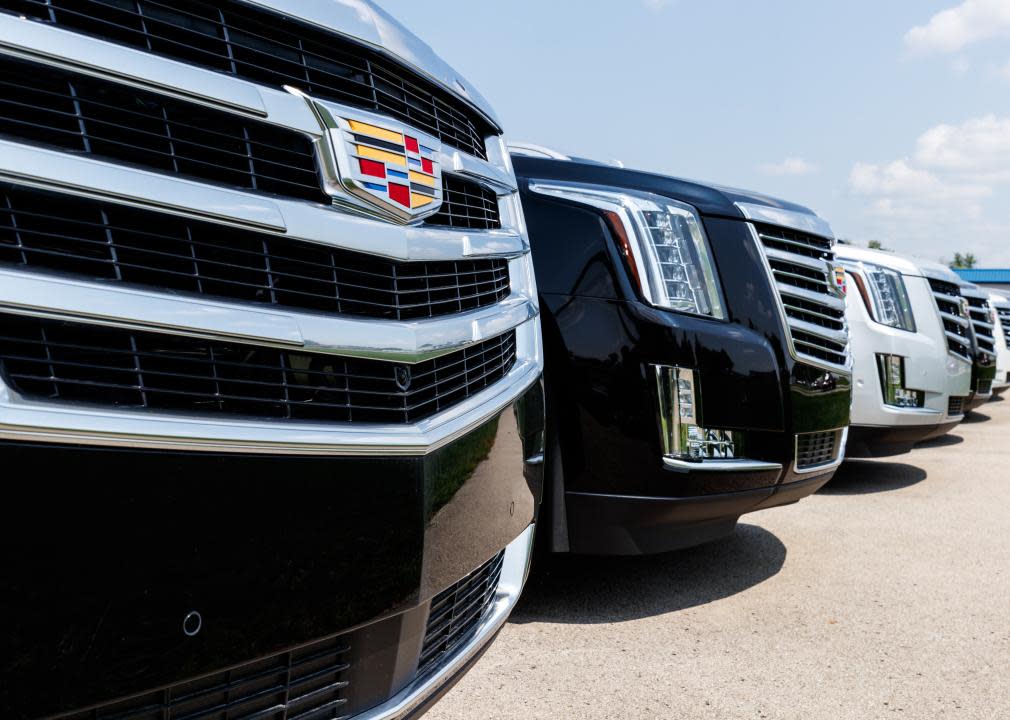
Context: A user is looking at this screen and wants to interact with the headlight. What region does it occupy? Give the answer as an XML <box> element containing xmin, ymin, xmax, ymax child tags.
<box><xmin>848</xmin><ymin>262</ymin><xmax>916</xmax><ymax>331</ymax></box>
<box><xmin>528</xmin><ymin>182</ymin><xmax>726</xmax><ymax>319</ymax></box>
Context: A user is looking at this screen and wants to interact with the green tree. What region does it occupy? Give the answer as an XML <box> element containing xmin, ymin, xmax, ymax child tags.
<box><xmin>950</xmin><ymin>252</ymin><xmax>978</xmax><ymax>269</ymax></box>
<box><xmin>867</xmin><ymin>239</ymin><xmax>889</xmax><ymax>251</ymax></box>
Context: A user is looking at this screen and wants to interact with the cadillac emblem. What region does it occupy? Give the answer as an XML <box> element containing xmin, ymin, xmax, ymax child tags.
<box><xmin>304</xmin><ymin>96</ymin><xmax>444</xmax><ymax>224</ymax></box>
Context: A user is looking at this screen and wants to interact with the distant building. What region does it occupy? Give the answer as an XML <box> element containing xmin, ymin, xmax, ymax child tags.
<box><xmin>952</xmin><ymin>268</ymin><xmax>1010</xmax><ymax>295</ymax></box>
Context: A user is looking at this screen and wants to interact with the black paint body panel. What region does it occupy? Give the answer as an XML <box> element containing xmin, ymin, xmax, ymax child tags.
<box><xmin>0</xmin><ymin>382</ymin><xmax>544</xmax><ymax>719</ymax></box>
<box><xmin>514</xmin><ymin>155</ymin><xmax>850</xmax><ymax>555</ymax></box>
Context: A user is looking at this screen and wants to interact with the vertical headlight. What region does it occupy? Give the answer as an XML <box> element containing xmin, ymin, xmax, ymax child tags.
<box><xmin>529</xmin><ymin>182</ymin><xmax>726</xmax><ymax>319</ymax></box>
<box><xmin>847</xmin><ymin>262</ymin><xmax>916</xmax><ymax>331</ymax></box>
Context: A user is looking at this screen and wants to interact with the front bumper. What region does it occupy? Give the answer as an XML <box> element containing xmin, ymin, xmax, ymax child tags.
<box><xmin>0</xmin><ymin>379</ymin><xmax>544</xmax><ymax>720</ymax></box>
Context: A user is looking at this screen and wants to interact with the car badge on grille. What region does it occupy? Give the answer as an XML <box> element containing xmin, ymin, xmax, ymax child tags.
<box><xmin>294</xmin><ymin>91</ymin><xmax>443</xmax><ymax>224</ymax></box>
<box><xmin>831</xmin><ymin>264</ymin><xmax>847</xmax><ymax>296</ymax></box>
<box><xmin>394</xmin><ymin>365</ymin><xmax>412</xmax><ymax>392</ymax></box>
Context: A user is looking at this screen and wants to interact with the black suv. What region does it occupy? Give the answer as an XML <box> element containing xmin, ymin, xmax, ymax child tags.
<box><xmin>512</xmin><ymin>148</ymin><xmax>851</xmax><ymax>555</ymax></box>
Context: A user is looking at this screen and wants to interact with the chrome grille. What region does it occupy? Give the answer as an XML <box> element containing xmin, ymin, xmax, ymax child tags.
<box><xmin>998</xmin><ymin>306</ymin><xmax>1010</xmax><ymax>349</ymax></box>
<box><xmin>927</xmin><ymin>278</ymin><xmax>972</xmax><ymax>360</ymax></box>
<box><xmin>2</xmin><ymin>0</ymin><xmax>494</xmax><ymax>160</ymax></box>
<box><xmin>0</xmin><ymin>183</ymin><xmax>510</xmax><ymax>320</ymax></box>
<box><xmin>0</xmin><ymin>54</ymin><xmax>326</xmax><ymax>203</ymax></box>
<box><xmin>964</xmin><ymin>294</ymin><xmax>997</xmax><ymax>357</ymax></box>
<box><xmin>796</xmin><ymin>429</ymin><xmax>842</xmax><ymax>470</ymax></box>
<box><xmin>57</xmin><ymin>634</ymin><xmax>351</xmax><ymax>720</ymax></box>
<box><xmin>418</xmin><ymin>551</ymin><xmax>504</xmax><ymax>679</ymax></box>
<box><xmin>0</xmin><ymin>315</ymin><xmax>517</xmax><ymax>425</ymax></box>
<box><xmin>753</xmin><ymin>224</ymin><xmax>849</xmax><ymax>369</ymax></box>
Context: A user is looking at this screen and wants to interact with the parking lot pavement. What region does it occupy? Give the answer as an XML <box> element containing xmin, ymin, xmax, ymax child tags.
<box><xmin>427</xmin><ymin>398</ymin><xmax>1010</xmax><ymax>720</ymax></box>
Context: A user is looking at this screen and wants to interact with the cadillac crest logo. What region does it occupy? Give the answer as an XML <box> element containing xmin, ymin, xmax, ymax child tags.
<box><xmin>300</xmin><ymin>92</ymin><xmax>444</xmax><ymax>224</ymax></box>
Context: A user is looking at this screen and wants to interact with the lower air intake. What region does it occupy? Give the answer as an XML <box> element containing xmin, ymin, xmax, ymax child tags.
<box><xmin>977</xmin><ymin>378</ymin><xmax>993</xmax><ymax>395</ymax></box>
<box><xmin>55</xmin><ymin>634</ymin><xmax>351</xmax><ymax>720</ymax></box>
<box><xmin>947</xmin><ymin>396</ymin><xmax>966</xmax><ymax>417</ymax></box>
<box><xmin>796</xmin><ymin>429</ymin><xmax>842</xmax><ymax>470</ymax></box>
<box><xmin>0</xmin><ymin>315</ymin><xmax>516</xmax><ymax>425</ymax></box>
<box><xmin>417</xmin><ymin>551</ymin><xmax>504</xmax><ymax>679</ymax></box>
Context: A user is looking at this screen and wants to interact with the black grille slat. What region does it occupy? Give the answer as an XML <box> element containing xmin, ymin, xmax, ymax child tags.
<box><xmin>0</xmin><ymin>184</ymin><xmax>511</xmax><ymax>320</ymax></box>
<box><xmin>0</xmin><ymin>316</ymin><xmax>517</xmax><ymax>424</ymax></box>
<box><xmin>0</xmin><ymin>55</ymin><xmax>325</xmax><ymax>203</ymax></box>
<box><xmin>998</xmin><ymin>307</ymin><xmax>1010</xmax><ymax>349</ymax></box>
<box><xmin>4</xmin><ymin>0</ymin><xmax>494</xmax><ymax>160</ymax></box>
<box><xmin>427</xmin><ymin>176</ymin><xmax>501</xmax><ymax>230</ymax></box>
<box><xmin>56</xmin><ymin>634</ymin><xmax>352</xmax><ymax>720</ymax></box>
<box><xmin>418</xmin><ymin>551</ymin><xmax>504</xmax><ymax>679</ymax></box>
<box><xmin>796</xmin><ymin>430</ymin><xmax>840</xmax><ymax>469</ymax></box>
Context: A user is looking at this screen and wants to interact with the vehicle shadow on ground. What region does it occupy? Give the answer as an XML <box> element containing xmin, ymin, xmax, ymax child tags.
<box><xmin>963</xmin><ymin>411</ymin><xmax>991</xmax><ymax>423</ymax></box>
<box><xmin>817</xmin><ymin>459</ymin><xmax>926</xmax><ymax>496</ymax></box>
<box><xmin>510</xmin><ymin>523</ymin><xmax>784</xmax><ymax>625</ymax></box>
<box><xmin>916</xmin><ymin>433</ymin><xmax>964</xmax><ymax>449</ymax></box>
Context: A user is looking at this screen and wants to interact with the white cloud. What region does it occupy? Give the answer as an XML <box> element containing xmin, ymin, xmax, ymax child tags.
<box><xmin>998</xmin><ymin>60</ymin><xmax>1010</xmax><ymax>80</ymax></box>
<box><xmin>905</xmin><ymin>0</ymin><xmax>1010</xmax><ymax>55</ymax></box>
<box><xmin>847</xmin><ymin>115</ymin><xmax>1010</xmax><ymax>264</ymax></box>
<box><xmin>759</xmin><ymin>157</ymin><xmax>817</xmax><ymax>176</ymax></box>
<box><xmin>914</xmin><ymin>114</ymin><xmax>1010</xmax><ymax>171</ymax></box>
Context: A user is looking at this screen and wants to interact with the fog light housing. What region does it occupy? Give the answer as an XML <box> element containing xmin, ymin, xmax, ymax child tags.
<box><xmin>653</xmin><ymin>365</ymin><xmax>738</xmax><ymax>461</ymax></box>
<box><xmin>876</xmin><ymin>354</ymin><xmax>924</xmax><ymax>408</ymax></box>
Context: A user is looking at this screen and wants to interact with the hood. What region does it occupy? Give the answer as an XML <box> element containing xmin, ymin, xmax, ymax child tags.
<box><xmin>911</xmin><ymin>258</ymin><xmax>965</xmax><ymax>286</ymax></box>
<box><xmin>511</xmin><ymin>154</ymin><xmax>825</xmax><ymax>231</ymax></box>
<box><xmin>243</xmin><ymin>0</ymin><xmax>500</xmax><ymax>128</ymax></box>
<box><xmin>834</xmin><ymin>245</ymin><xmax>923</xmax><ymax>276</ymax></box>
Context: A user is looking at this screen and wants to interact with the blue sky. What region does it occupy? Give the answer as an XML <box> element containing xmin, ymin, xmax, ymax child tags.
<box><xmin>379</xmin><ymin>0</ymin><xmax>1010</xmax><ymax>265</ymax></box>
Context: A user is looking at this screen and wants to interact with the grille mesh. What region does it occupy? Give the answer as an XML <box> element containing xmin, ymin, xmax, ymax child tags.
<box><xmin>56</xmin><ymin>634</ymin><xmax>352</xmax><ymax>720</ymax></box>
<box><xmin>948</xmin><ymin>395</ymin><xmax>966</xmax><ymax>417</ymax></box>
<box><xmin>428</xmin><ymin>176</ymin><xmax>501</xmax><ymax>231</ymax></box>
<box><xmin>0</xmin><ymin>316</ymin><xmax>517</xmax><ymax>424</ymax></box>
<box><xmin>927</xmin><ymin>278</ymin><xmax>972</xmax><ymax>360</ymax></box>
<box><xmin>3</xmin><ymin>0</ymin><xmax>494</xmax><ymax>160</ymax></box>
<box><xmin>0</xmin><ymin>184</ymin><xmax>510</xmax><ymax>320</ymax></box>
<box><xmin>977</xmin><ymin>378</ymin><xmax>993</xmax><ymax>395</ymax></box>
<box><xmin>418</xmin><ymin>551</ymin><xmax>504</xmax><ymax>679</ymax></box>
<box><xmin>0</xmin><ymin>54</ymin><xmax>325</xmax><ymax>202</ymax></box>
<box><xmin>796</xmin><ymin>430</ymin><xmax>841</xmax><ymax>470</ymax></box>
<box><xmin>754</xmin><ymin>224</ymin><xmax>849</xmax><ymax>368</ymax></box>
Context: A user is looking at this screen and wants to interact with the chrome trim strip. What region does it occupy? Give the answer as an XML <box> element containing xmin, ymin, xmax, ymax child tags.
<box><xmin>355</xmin><ymin>523</ymin><xmax>533</xmax><ymax>720</ymax></box>
<box><xmin>938</xmin><ymin>311</ymin><xmax>971</xmax><ymax>328</ymax></box>
<box><xmin>763</xmin><ymin>246</ymin><xmax>831</xmax><ymax>273</ymax></box>
<box><xmin>507</xmin><ymin>142</ymin><xmax>572</xmax><ymax>160</ymax></box>
<box><xmin>0</xmin><ymin>318</ymin><xmax>543</xmax><ymax>455</ymax></box>
<box><xmin>0</xmin><ymin>268</ymin><xmax>537</xmax><ymax>361</ymax></box>
<box><xmin>0</xmin><ymin>17</ymin><xmax>269</xmax><ymax>117</ymax></box>
<box><xmin>0</xmin><ymin>144</ymin><xmax>528</xmax><ymax>261</ymax></box>
<box><xmin>0</xmin><ymin>270</ymin><xmax>303</xmax><ymax>347</ymax></box>
<box><xmin>794</xmin><ymin>426</ymin><xmax>849</xmax><ymax>475</ymax></box>
<box><xmin>662</xmin><ymin>457</ymin><xmax>783</xmax><ymax>473</ymax></box>
<box><xmin>0</xmin><ymin>140</ymin><xmax>287</xmax><ymax>232</ymax></box>
<box><xmin>777</xmin><ymin>283</ymin><xmax>846</xmax><ymax>312</ymax></box>
<box><xmin>736</xmin><ymin>202</ymin><xmax>834</xmax><ymax>239</ymax></box>
<box><xmin>785</xmin><ymin>317</ymin><xmax>850</xmax><ymax>346</ymax></box>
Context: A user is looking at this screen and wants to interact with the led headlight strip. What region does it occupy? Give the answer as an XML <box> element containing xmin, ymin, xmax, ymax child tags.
<box><xmin>529</xmin><ymin>181</ymin><xmax>726</xmax><ymax>319</ymax></box>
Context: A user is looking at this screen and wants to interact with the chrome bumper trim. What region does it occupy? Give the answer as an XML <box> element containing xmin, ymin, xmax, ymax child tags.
<box><xmin>355</xmin><ymin>523</ymin><xmax>533</xmax><ymax>720</ymax></box>
<box><xmin>0</xmin><ymin>318</ymin><xmax>542</xmax><ymax>456</ymax></box>
<box><xmin>662</xmin><ymin>457</ymin><xmax>784</xmax><ymax>473</ymax></box>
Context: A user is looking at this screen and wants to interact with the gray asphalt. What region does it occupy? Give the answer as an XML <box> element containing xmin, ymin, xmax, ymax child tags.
<box><xmin>427</xmin><ymin>397</ymin><xmax>1010</xmax><ymax>720</ymax></box>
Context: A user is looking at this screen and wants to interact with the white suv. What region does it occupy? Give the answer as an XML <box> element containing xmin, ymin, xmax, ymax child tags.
<box><xmin>837</xmin><ymin>246</ymin><xmax>971</xmax><ymax>456</ymax></box>
<box><xmin>990</xmin><ymin>292</ymin><xmax>1010</xmax><ymax>396</ymax></box>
